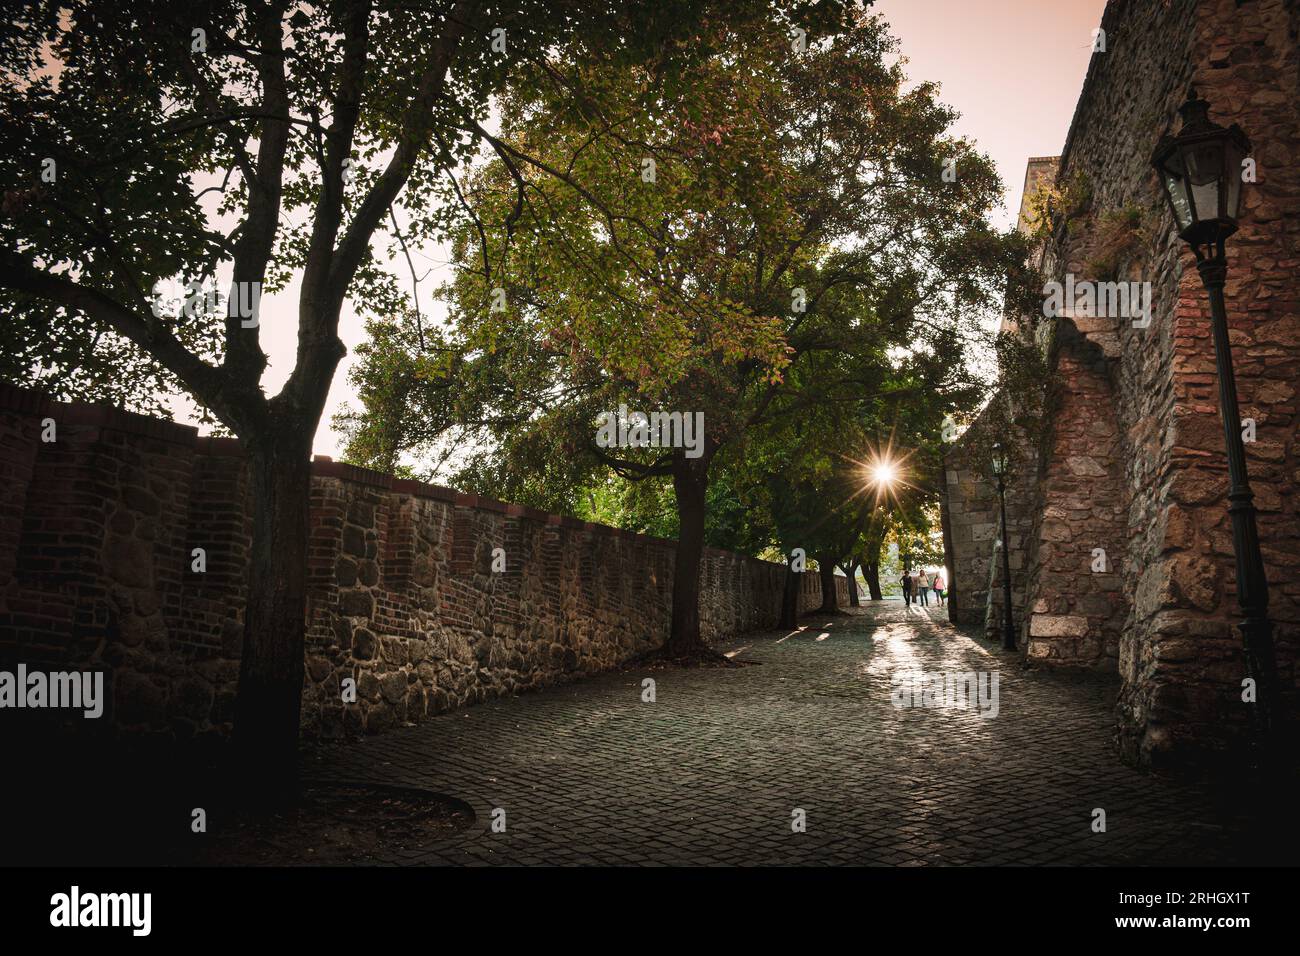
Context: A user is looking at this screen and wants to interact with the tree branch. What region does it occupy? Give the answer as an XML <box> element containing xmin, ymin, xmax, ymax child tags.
<box><xmin>326</xmin><ymin>1</ymin><xmax>475</xmax><ymax>307</ymax></box>
<box><xmin>224</xmin><ymin>0</ymin><xmax>292</xmax><ymax>385</ymax></box>
<box><xmin>0</xmin><ymin>251</ymin><xmax>246</xmax><ymax>423</ymax></box>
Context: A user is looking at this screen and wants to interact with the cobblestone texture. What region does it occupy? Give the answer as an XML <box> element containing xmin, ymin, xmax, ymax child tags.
<box><xmin>303</xmin><ymin>600</ymin><xmax>1285</xmax><ymax>866</ymax></box>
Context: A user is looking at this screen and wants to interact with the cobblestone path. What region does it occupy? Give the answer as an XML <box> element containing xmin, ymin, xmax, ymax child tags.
<box><xmin>306</xmin><ymin>600</ymin><xmax>1278</xmax><ymax>865</ymax></box>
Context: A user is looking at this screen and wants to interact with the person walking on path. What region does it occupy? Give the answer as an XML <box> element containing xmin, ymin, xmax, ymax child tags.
<box><xmin>916</xmin><ymin>569</ymin><xmax>930</xmax><ymax>607</ymax></box>
<box><xmin>932</xmin><ymin>571</ymin><xmax>946</xmax><ymax>606</ymax></box>
<box><xmin>901</xmin><ymin>571</ymin><xmax>913</xmax><ymax>607</ymax></box>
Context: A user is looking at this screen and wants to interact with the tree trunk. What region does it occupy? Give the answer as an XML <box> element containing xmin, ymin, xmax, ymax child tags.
<box><xmin>840</xmin><ymin>561</ymin><xmax>861</xmax><ymax>607</ymax></box>
<box><xmin>233</xmin><ymin>432</ymin><xmax>312</xmax><ymax>803</ymax></box>
<box><xmin>780</xmin><ymin>554</ymin><xmax>800</xmax><ymax>629</ymax></box>
<box><xmin>864</xmin><ymin>560</ymin><xmax>883</xmax><ymax>601</ymax></box>
<box><xmin>664</xmin><ymin>453</ymin><xmax>709</xmax><ymax>657</ymax></box>
<box><xmin>817</xmin><ymin>553</ymin><xmax>839</xmax><ymax>614</ymax></box>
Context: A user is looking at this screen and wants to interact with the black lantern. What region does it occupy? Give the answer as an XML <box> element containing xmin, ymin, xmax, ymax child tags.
<box><xmin>1151</xmin><ymin>88</ymin><xmax>1251</xmax><ymax>255</ymax></box>
<box><xmin>1151</xmin><ymin>88</ymin><xmax>1278</xmax><ymax>766</ymax></box>
<box><xmin>991</xmin><ymin>442</ymin><xmax>1006</xmax><ymax>477</ymax></box>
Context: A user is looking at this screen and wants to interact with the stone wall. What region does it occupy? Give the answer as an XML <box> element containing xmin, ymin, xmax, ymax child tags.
<box><xmin>941</xmin><ymin>403</ymin><xmax>1036</xmax><ymax>634</ymax></box>
<box><xmin>1053</xmin><ymin>0</ymin><xmax>1299</xmax><ymax>766</ymax></box>
<box><xmin>1019</xmin><ymin>320</ymin><xmax>1128</xmax><ymax>667</ymax></box>
<box><xmin>940</xmin><ymin>429</ymin><xmax>996</xmax><ymax>627</ymax></box>
<box><xmin>946</xmin><ymin>0</ymin><xmax>1300</xmax><ymax>767</ymax></box>
<box><xmin>0</xmin><ymin>382</ymin><xmax>836</xmax><ymax>740</ymax></box>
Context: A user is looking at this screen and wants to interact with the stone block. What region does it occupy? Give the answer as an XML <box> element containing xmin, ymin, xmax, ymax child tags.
<box><xmin>379</xmin><ymin>636</ymin><xmax>407</xmax><ymax>664</ymax></box>
<box><xmin>352</xmin><ymin>628</ymin><xmax>376</xmax><ymax>661</ymax></box>
<box><xmin>347</xmin><ymin>500</ymin><xmax>376</xmax><ymax>528</ymax></box>
<box><xmin>1065</xmin><ymin>456</ymin><xmax>1107</xmax><ymax>477</ymax></box>
<box><xmin>1169</xmin><ymin>468</ymin><xmax>1227</xmax><ymax>505</ymax></box>
<box><xmin>338</xmin><ymin>588</ymin><xmax>374</xmax><ymax>618</ymax></box>
<box><xmin>1028</xmin><ymin>614</ymin><xmax>1090</xmax><ymax>638</ymax></box>
<box><xmin>379</xmin><ymin>672</ymin><xmax>407</xmax><ymax>704</ymax></box>
<box><xmin>336</xmin><ymin>556</ymin><xmax>358</xmax><ymax>587</ymax></box>
<box><xmin>103</xmin><ymin>535</ymin><xmax>153</xmax><ymax>588</ymax></box>
<box><xmin>342</xmin><ymin>524</ymin><xmax>366</xmax><ymax>557</ymax></box>
<box><xmin>1165</xmin><ymin>553</ymin><xmax>1219</xmax><ymax>612</ymax></box>
<box><xmin>306</xmin><ymin>655</ymin><xmax>333</xmax><ymax>683</ymax></box>
<box><xmin>358</xmin><ymin>559</ymin><xmax>380</xmax><ymax>587</ymax></box>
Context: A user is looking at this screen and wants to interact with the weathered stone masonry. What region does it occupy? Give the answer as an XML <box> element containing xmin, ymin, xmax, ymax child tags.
<box><xmin>945</xmin><ymin>0</ymin><xmax>1300</xmax><ymax>767</ymax></box>
<box><xmin>941</xmin><ymin>408</ymin><xmax>1037</xmax><ymax>642</ymax></box>
<box><xmin>1019</xmin><ymin>318</ymin><xmax>1128</xmax><ymax>669</ymax></box>
<box><xmin>0</xmin><ymin>382</ymin><xmax>842</xmax><ymax>739</ymax></box>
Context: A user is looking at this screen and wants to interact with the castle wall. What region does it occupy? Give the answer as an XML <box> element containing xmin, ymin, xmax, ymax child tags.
<box><xmin>1019</xmin><ymin>321</ymin><xmax>1127</xmax><ymax>667</ymax></box>
<box><xmin>941</xmin><ymin>406</ymin><xmax>1035</xmax><ymax>637</ymax></box>
<box><xmin>946</xmin><ymin>0</ymin><xmax>1300</xmax><ymax>766</ymax></box>
<box><xmin>0</xmin><ymin>382</ymin><xmax>835</xmax><ymax>740</ymax></box>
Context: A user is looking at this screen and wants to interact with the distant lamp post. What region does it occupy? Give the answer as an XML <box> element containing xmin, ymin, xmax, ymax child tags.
<box><xmin>991</xmin><ymin>443</ymin><xmax>1016</xmax><ymax>651</ymax></box>
<box><xmin>1152</xmin><ymin>88</ymin><xmax>1278</xmax><ymax>753</ymax></box>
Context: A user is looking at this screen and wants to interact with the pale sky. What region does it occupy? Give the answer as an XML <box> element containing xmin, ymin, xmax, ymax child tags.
<box><xmin>171</xmin><ymin>0</ymin><xmax>1108</xmax><ymax>457</ymax></box>
<box><xmin>874</xmin><ymin>0</ymin><xmax>1107</xmax><ymax>230</ymax></box>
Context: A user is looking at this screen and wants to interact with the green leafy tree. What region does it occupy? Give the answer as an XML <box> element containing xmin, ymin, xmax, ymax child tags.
<box><xmin>1</xmin><ymin>0</ymin><xmax>802</xmax><ymax>791</ymax></box>
<box><xmin>343</xmin><ymin>7</ymin><xmax>1026</xmax><ymax>656</ymax></box>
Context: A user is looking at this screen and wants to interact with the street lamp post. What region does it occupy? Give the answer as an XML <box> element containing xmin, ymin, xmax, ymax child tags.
<box><xmin>991</xmin><ymin>443</ymin><xmax>1016</xmax><ymax>651</ymax></box>
<box><xmin>1151</xmin><ymin>88</ymin><xmax>1279</xmax><ymax>754</ymax></box>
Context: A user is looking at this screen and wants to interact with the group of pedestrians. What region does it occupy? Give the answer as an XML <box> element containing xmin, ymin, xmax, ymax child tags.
<box><xmin>901</xmin><ymin>568</ymin><xmax>945</xmax><ymax>607</ymax></box>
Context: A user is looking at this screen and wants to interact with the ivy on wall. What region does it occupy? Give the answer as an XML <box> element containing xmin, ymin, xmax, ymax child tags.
<box><xmin>1084</xmin><ymin>205</ymin><xmax>1150</xmax><ymax>281</ymax></box>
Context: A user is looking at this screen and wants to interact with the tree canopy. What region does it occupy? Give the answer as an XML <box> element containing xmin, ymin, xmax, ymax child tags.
<box><xmin>2</xmin><ymin>0</ymin><xmax>853</xmax><ymax>785</ymax></box>
<box><xmin>337</xmin><ymin>6</ymin><xmax>1030</xmax><ymax>650</ymax></box>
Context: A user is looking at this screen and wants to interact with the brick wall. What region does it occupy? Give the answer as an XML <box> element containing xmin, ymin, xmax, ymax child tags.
<box><xmin>1019</xmin><ymin>320</ymin><xmax>1128</xmax><ymax>667</ymax></box>
<box><xmin>945</xmin><ymin>0</ymin><xmax>1300</xmax><ymax>767</ymax></box>
<box><xmin>0</xmin><ymin>382</ymin><xmax>837</xmax><ymax>739</ymax></box>
<box><xmin>1047</xmin><ymin>0</ymin><xmax>1300</xmax><ymax>766</ymax></box>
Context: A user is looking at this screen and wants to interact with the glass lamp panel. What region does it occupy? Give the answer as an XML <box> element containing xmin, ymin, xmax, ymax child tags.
<box><xmin>1163</xmin><ymin>170</ymin><xmax>1193</xmax><ymax>230</ymax></box>
<box><xmin>1182</xmin><ymin>139</ymin><xmax>1225</xmax><ymax>186</ymax></box>
<box><xmin>1189</xmin><ymin>179</ymin><xmax>1220</xmax><ymax>223</ymax></box>
<box><xmin>1156</xmin><ymin>145</ymin><xmax>1185</xmax><ymax>181</ymax></box>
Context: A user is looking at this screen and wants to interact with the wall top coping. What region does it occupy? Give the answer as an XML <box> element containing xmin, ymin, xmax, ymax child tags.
<box><xmin>0</xmin><ymin>380</ymin><xmax>51</xmax><ymax>417</ymax></box>
<box><xmin>1</xmin><ymin>380</ymin><xmax>201</xmax><ymax>445</ymax></box>
<box><xmin>454</xmin><ymin>491</ymin><xmax>509</xmax><ymax>513</ymax></box>
<box><xmin>1</xmin><ymin>380</ymin><xmax>785</xmax><ymax>569</ymax></box>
